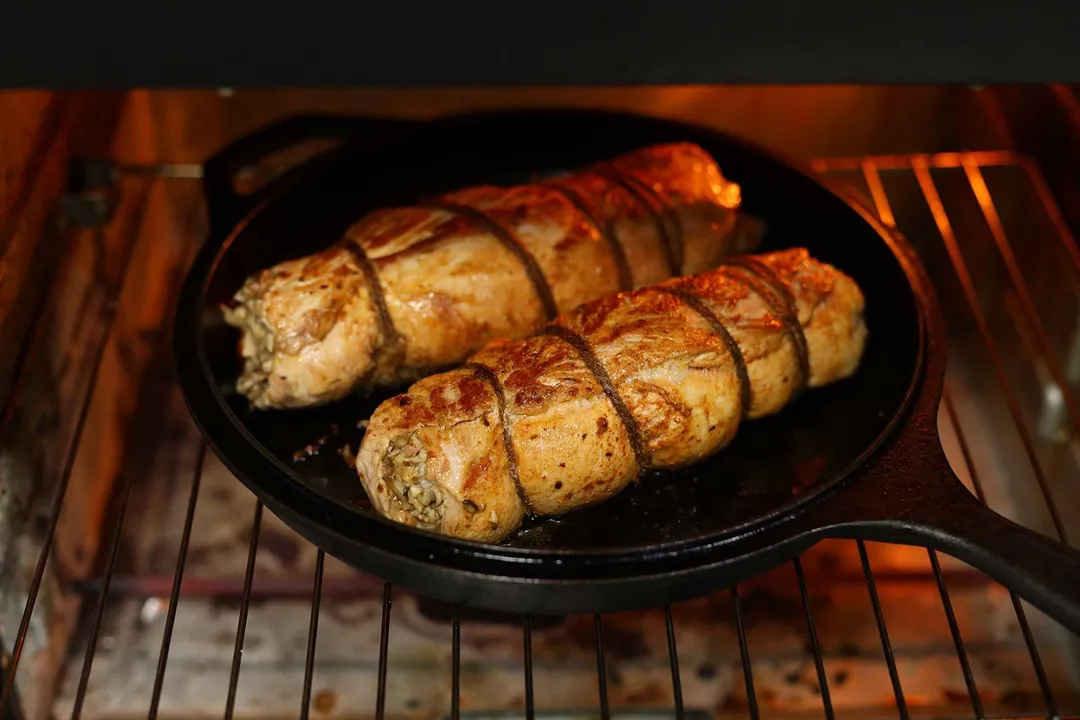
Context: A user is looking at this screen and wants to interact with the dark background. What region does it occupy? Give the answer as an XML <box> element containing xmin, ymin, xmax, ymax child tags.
<box><xmin>3</xmin><ymin>1</ymin><xmax>1079</xmax><ymax>86</ymax></box>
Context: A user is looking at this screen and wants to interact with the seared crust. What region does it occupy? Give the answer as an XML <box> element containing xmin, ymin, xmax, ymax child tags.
<box><xmin>224</xmin><ymin>143</ymin><xmax>755</xmax><ymax>409</ymax></box>
<box><xmin>356</xmin><ymin>248</ymin><xmax>868</xmax><ymax>543</ymax></box>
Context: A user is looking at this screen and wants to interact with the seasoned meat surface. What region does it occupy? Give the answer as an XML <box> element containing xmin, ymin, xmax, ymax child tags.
<box><xmin>356</xmin><ymin>248</ymin><xmax>868</xmax><ymax>543</ymax></box>
<box><xmin>224</xmin><ymin>143</ymin><xmax>758</xmax><ymax>409</ymax></box>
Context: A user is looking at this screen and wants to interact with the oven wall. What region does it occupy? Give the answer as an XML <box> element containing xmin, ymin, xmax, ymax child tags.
<box><xmin>125</xmin><ymin>86</ymin><xmax>1004</xmax><ymax>166</ymax></box>
<box><xmin>0</xmin><ymin>89</ymin><xmax>129</xmax><ymax>720</ymax></box>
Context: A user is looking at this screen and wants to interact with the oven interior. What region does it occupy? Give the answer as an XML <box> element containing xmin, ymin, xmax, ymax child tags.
<box><xmin>1</xmin><ymin>86</ymin><xmax>1080</xmax><ymax>719</ymax></box>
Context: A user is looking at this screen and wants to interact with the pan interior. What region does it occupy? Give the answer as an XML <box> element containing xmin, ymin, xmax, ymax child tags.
<box><xmin>197</xmin><ymin>111</ymin><xmax>922</xmax><ymax>552</ymax></box>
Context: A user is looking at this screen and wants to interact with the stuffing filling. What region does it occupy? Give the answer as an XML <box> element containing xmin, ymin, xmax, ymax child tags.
<box><xmin>223</xmin><ymin>286</ymin><xmax>275</xmax><ymax>400</ymax></box>
<box><xmin>381</xmin><ymin>433</ymin><xmax>443</xmax><ymax>528</ymax></box>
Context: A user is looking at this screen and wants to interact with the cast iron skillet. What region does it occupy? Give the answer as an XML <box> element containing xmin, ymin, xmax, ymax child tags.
<box><xmin>175</xmin><ymin>109</ymin><xmax>1080</xmax><ymax>631</ymax></box>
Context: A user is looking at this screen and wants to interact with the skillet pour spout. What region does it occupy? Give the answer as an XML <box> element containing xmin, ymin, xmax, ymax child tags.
<box><xmin>176</xmin><ymin>108</ymin><xmax>1080</xmax><ymax>623</ymax></box>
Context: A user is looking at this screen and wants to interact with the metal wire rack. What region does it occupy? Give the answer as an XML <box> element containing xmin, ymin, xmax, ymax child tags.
<box><xmin>2</xmin><ymin>151</ymin><xmax>1080</xmax><ymax>720</ymax></box>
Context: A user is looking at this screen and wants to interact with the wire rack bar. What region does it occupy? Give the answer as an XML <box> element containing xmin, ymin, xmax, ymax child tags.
<box><xmin>376</xmin><ymin>583</ymin><xmax>392</xmax><ymax>720</ymax></box>
<box><xmin>69</xmin><ymin>439</ymin><xmax>143</xmax><ymax>719</ymax></box>
<box><xmin>223</xmin><ymin>501</ymin><xmax>264</xmax><ymax>720</ymax></box>
<box><xmin>793</xmin><ymin>557</ymin><xmax>835</xmax><ymax>720</ymax></box>
<box><xmin>595</xmin><ymin>614</ymin><xmax>611</xmax><ymax>720</ymax></box>
<box><xmin>860</xmin><ymin>158</ymin><xmax>897</xmax><ymax>227</ymax></box>
<box><xmin>664</xmin><ymin>605</ymin><xmax>685</xmax><ymax>720</ymax></box>
<box><xmin>147</xmin><ymin>440</ymin><xmax>206</xmax><ymax>720</ymax></box>
<box><xmin>927</xmin><ymin>548</ymin><xmax>984</xmax><ymax>718</ymax></box>
<box><xmin>815</xmin><ymin>150</ymin><xmax>1025</xmax><ymax>173</ymax></box>
<box><xmin>731</xmin><ymin>586</ymin><xmax>760</xmax><ymax>720</ymax></box>
<box><xmin>1019</xmin><ymin>153</ymin><xmax>1080</xmax><ymax>276</ymax></box>
<box><xmin>451</xmin><ymin>604</ymin><xmax>461</xmax><ymax>720</ymax></box>
<box><xmin>300</xmin><ymin>550</ymin><xmax>325</xmax><ymax>720</ymax></box>
<box><xmin>523</xmin><ymin>615</ymin><xmax>535</xmax><ymax>720</ymax></box>
<box><xmin>857</xmin><ymin>541</ymin><xmax>909</xmax><ymax>720</ymax></box>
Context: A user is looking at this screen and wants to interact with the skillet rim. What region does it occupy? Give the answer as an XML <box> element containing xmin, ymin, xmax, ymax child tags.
<box><xmin>175</xmin><ymin>107</ymin><xmax>930</xmax><ymax>569</ymax></box>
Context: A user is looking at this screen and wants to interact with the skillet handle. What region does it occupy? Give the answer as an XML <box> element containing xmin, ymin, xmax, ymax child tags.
<box><xmin>202</xmin><ymin>114</ymin><xmax>416</xmax><ymax>234</ymax></box>
<box><xmin>903</xmin><ymin>490</ymin><xmax>1080</xmax><ymax>635</ymax></box>
<box><xmin>818</xmin><ymin>450</ymin><xmax>1080</xmax><ymax>636</ymax></box>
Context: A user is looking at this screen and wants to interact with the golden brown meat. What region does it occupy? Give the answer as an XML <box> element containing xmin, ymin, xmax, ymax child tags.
<box><xmin>356</xmin><ymin>248</ymin><xmax>868</xmax><ymax>543</ymax></box>
<box><xmin>224</xmin><ymin>143</ymin><xmax>760</xmax><ymax>409</ymax></box>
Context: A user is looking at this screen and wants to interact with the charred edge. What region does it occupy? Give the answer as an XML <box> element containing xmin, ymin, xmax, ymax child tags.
<box><xmin>654</xmin><ymin>286</ymin><xmax>752</xmax><ymax>419</ymax></box>
<box><xmin>539</xmin><ymin>325</ymin><xmax>650</xmax><ymax>471</ymax></box>
<box><xmin>419</xmin><ymin>200</ymin><xmax>559</xmax><ymax>321</ymax></box>
<box><xmin>544</xmin><ymin>180</ymin><xmax>634</xmax><ymax>292</ymax></box>
<box><xmin>464</xmin><ymin>362</ymin><xmax>535</xmax><ymax>516</ymax></box>
<box><xmin>590</xmin><ymin>167</ymin><xmax>682</xmax><ymax>278</ymax></box>
<box><xmin>342</xmin><ymin>238</ymin><xmax>403</xmax><ymax>360</ymax></box>
<box><xmin>724</xmin><ymin>257</ymin><xmax>810</xmax><ymax>394</ymax></box>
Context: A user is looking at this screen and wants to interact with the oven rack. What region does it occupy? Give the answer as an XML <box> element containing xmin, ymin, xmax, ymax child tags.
<box><xmin>1</xmin><ymin>151</ymin><xmax>1079</xmax><ymax>719</ymax></box>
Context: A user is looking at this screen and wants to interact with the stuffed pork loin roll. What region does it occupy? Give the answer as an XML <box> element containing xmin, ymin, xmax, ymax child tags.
<box><xmin>356</xmin><ymin>248</ymin><xmax>868</xmax><ymax>543</ymax></box>
<box><xmin>224</xmin><ymin>143</ymin><xmax>760</xmax><ymax>409</ymax></box>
